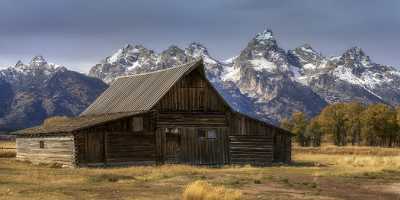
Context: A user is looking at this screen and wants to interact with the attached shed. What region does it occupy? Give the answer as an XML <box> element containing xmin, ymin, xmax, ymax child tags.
<box><xmin>15</xmin><ymin>59</ymin><xmax>292</xmax><ymax>167</ymax></box>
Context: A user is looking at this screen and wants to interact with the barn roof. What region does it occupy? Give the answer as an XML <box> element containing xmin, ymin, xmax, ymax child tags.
<box><xmin>13</xmin><ymin>111</ymin><xmax>147</xmax><ymax>135</ymax></box>
<box><xmin>81</xmin><ymin>59</ymin><xmax>202</xmax><ymax>116</ymax></box>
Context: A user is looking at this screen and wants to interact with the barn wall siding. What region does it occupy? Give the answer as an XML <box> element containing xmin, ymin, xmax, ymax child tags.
<box><xmin>75</xmin><ymin>113</ymin><xmax>157</xmax><ymax>166</ymax></box>
<box><xmin>156</xmin><ymin>127</ymin><xmax>229</xmax><ymax>165</ymax></box>
<box><xmin>16</xmin><ymin>136</ymin><xmax>75</xmax><ymax>167</ymax></box>
<box><xmin>154</xmin><ymin>68</ymin><xmax>229</xmax><ymax>113</ymax></box>
<box><xmin>228</xmin><ymin>112</ymin><xmax>292</xmax><ymax>164</ymax></box>
<box><xmin>229</xmin><ymin>135</ymin><xmax>273</xmax><ymax>165</ymax></box>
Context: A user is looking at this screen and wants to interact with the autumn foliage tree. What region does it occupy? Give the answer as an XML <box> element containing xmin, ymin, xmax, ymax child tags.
<box><xmin>360</xmin><ymin>104</ymin><xmax>398</xmax><ymax>147</ymax></box>
<box><xmin>305</xmin><ymin>117</ymin><xmax>323</xmax><ymax>147</ymax></box>
<box><xmin>317</xmin><ymin>103</ymin><xmax>347</xmax><ymax>146</ymax></box>
<box><xmin>281</xmin><ymin>101</ymin><xmax>400</xmax><ymax>147</ymax></box>
<box><xmin>281</xmin><ymin>112</ymin><xmax>309</xmax><ymax>146</ymax></box>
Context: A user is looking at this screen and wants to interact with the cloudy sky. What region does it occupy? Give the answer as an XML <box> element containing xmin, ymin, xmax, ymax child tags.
<box><xmin>0</xmin><ymin>0</ymin><xmax>399</xmax><ymax>72</ymax></box>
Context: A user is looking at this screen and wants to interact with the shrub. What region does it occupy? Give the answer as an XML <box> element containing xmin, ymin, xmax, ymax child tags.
<box><xmin>182</xmin><ymin>180</ymin><xmax>242</xmax><ymax>200</ymax></box>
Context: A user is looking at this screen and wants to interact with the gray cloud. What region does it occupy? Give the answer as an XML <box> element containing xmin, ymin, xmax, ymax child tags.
<box><xmin>0</xmin><ymin>0</ymin><xmax>399</xmax><ymax>72</ymax></box>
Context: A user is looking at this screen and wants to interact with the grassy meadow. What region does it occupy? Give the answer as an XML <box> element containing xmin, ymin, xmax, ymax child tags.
<box><xmin>0</xmin><ymin>141</ymin><xmax>400</xmax><ymax>200</ymax></box>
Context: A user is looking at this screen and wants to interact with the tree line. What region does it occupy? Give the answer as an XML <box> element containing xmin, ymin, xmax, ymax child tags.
<box><xmin>281</xmin><ymin>102</ymin><xmax>400</xmax><ymax>147</ymax></box>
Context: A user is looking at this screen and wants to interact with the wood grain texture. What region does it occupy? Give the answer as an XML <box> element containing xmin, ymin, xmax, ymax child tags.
<box><xmin>16</xmin><ymin>136</ymin><xmax>75</xmax><ymax>167</ymax></box>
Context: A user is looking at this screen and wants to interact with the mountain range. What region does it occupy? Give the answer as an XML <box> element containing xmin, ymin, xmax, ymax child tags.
<box><xmin>88</xmin><ymin>29</ymin><xmax>400</xmax><ymax>123</ymax></box>
<box><xmin>2</xmin><ymin>29</ymin><xmax>400</xmax><ymax>131</ymax></box>
<box><xmin>0</xmin><ymin>56</ymin><xmax>107</xmax><ymax>131</ymax></box>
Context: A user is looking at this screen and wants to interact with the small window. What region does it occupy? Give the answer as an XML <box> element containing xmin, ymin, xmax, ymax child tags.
<box><xmin>165</xmin><ymin>128</ymin><xmax>179</xmax><ymax>134</ymax></box>
<box><xmin>132</xmin><ymin>117</ymin><xmax>143</xmax><ymax>132</ymax></box>
<box><xmin>39</xmin><ymin>141</ymin><xmax>45</xmax><ymax>149</ymax></box>
<box><xmin>207</xmin><ymin>129</ymin><xmax>217</xmax><ymax>139</ymax></box>
<box><xmin>198</xmin><ymin>129</ymin><xmax>206</xmax><ymax>139</ymax></box>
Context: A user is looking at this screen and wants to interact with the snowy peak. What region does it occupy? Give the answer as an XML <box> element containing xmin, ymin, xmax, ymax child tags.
<box><xmin>287</xmin><ymin>44</ymin><xmax>328</xmax><ymax>71</ymax></box>
<box><xmin>250</xmin><ymin>29</ymin><xmax>279</xmax><ymax>51</ymax></box>
<box><xmin>185</xmin><ymin>42</ymin><xmax>209</xmax><ymax>58</ymax></box>
<box><xmin>254</xmin><ymin>29</ymin><xmax>275</xmax><ymax>43</ymax></box>
<box><xmin>185</xmin><ymin>42</ymin><xmax>219</xmax><ymax>66</ymax></box>
<box><xmin>15</xmin><ymin>60</ymin><xmax>24</xmax><ymax>68</ymax></box>
<box><xmin>30</xmin><ymin>55</ymin><xmax>48</xmax><ymax>67</ymax></box>
<box><xmin>161</xmin><ymin>45</ymin><xmax>185</xmax><ymax>57</ymax></box>
<box><xmin>105</xmin><ymin>44</ymin><xmax>154</xmax><ymax>66</ymax></box>
<box><xmin>340</xmin><ymin>47</ymin><xmax>372</xmax><ymax>68</ymax></box>
<box><xmin>8</xmin><ymin>56</ymin><xmax>57</xmax><ymax>74</ymax></box>
<box><xmin>296</xmin><ymin>44</ymin><xmax>323</xmax><ymax>58</ymax></box>
<box><xmin>235</xmin><ymin>29</ymin><xmax>289</xmax><ymax>74</ymax></box>
<box><xmin>159</xmin><ymin>45</ymin><xmax>188</xmax><ymax>67</ymax></box>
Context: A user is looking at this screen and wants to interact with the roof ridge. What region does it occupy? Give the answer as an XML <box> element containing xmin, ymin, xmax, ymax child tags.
<box><xmin>114</xmin><ymin>58</ymin><xmax>203</xmax><ymax>80</ymax></box>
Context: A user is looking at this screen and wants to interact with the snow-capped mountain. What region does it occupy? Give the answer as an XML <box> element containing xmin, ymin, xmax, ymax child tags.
<box><xmin>0</xmin><ymin>56</ymin><xmax>107</xmax><ymax>131</ymax></box>
<box><xmin>220</xmin><ymin>30</ymin><xmax>327</xmax><ymax>122</ymax></box>
<box><xmin>289</xmin><ymin>45</ymin><xmax>400</xmax><ymax>106</ymax></box>
<box><xmin>88</xmin><ymin>29</ymin><xmax>400</xmax><ymax>124</ymax></box>
<box><xmin>89</xmin><ymin>42</ymin><xmax>223</xmax><ymax>83</ymax></box>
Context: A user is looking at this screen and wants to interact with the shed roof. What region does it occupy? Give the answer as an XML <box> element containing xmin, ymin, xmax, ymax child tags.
<box><xmin>13</xmin><ymin>111</ymin><xmax>147</xmax><ymax>135</ymax></box>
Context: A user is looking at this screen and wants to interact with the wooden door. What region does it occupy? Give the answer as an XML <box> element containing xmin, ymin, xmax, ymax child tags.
<box><xmin>86</xmin><ymin>133</ymin><xmax>104</xmax><ymax>163</ymax></box>
<box><xmin>165</xmin><ymin>131</ymin><xmax>181</xmax><ymax>163</ymax></box>
<box><xmin>198</xmin><ymin>129</ymin><xmax>223</xmax><ymax>165</ymax></box>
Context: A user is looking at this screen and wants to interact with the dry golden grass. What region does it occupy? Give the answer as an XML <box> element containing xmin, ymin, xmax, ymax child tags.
<box><xmin>294</xmin><ymin>144</ymin><xmax>400</xmax><ymax>156</ymax></box>
<box><xmin>43</xmin><ymin>116</ymin><xmax>70</xmax><ymax>128</ymax></box>
<box><xmin>293</xmin><ymin>145</ymin><xmax>400</xmax><ymax>176</ymax></box>
<box><xmin>0</xmin><ymin>140</ymin><xmax>16</xmax><ymax>158</ymax></box>
<box><xmin>182</xmin><ymin>180</ymin><xmax>242</xmax><ymax>200</ymax></box>
<box><xmin>1</xmin><ymin>143</ymin><xmax>400</xmax><ymax>199</ymax></box>
<box><xmin>0</xmin><ymin>140</ymin><xmax>15</xmax><ymax>149</ymax></box>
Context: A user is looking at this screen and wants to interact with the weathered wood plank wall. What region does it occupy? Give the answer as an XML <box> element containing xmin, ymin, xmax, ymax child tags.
<box><xmin>75</xmin><ymin>113</ymin><xmax>157</xmax><ymax>166</ymax></box>
<box><xmin>155</xmin><ymin>127</ymin><xmax>229</xmax><ymax>165</ymax></box>
<box><xmin>16</xmin><ymin>136</ymin><xmax>75</xmax><ymax>167</ymax></box>
<box><xmin>228</xmin><ymin>112</ymin><xmax>291</xmax><ymax>164</ymax></box>
<box><xmin>229</xmin><ymin>135</ymin><xmax>273</xmax><ymax>165</ymax></box>
<box><xmin>155</xmin><ymin>68</ymin><xmax>229</xmax><ymax>113</ymax></box>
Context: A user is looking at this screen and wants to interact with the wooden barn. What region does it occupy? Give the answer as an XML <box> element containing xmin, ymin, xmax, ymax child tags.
<box><xmin>14</xmin><ymin>59</ymin><xmax>292</xmax><ymax>167</ymax></box>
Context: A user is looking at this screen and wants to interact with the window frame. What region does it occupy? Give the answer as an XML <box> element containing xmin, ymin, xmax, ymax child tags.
<box><xmin>198</xmin><ymin>129</ymin><xmax>217</xmax><ymax>140</ymax></box>
<box><xmin>39</xmin><ymin>141</ymin><xmax>45</xmax><ymax>149</ymax></box>
<box><xmin>132</xmin><ymin>117</ymin><xmax>144</xmax><ymax>132</ymax></box>
<box><xmin>207</xmin><ymin>129</ymin><xmax>217</xmax><ymax>140</ymax></box>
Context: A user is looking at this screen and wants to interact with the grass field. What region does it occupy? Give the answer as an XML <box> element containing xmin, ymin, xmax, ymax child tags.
<box><xmin>0</xmin><ymin>140</ymin><xmax>16</xmax><ymax>158</ymax></box>
<box><xmin>1</xmin><ymin>141</ymin><xmax>400</xmax><ymax>200</ymax></box>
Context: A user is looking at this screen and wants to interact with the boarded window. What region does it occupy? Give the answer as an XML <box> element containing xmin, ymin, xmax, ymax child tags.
<box><xmin>207</xmin><ymin>129</ymin><xmax>217</xmax><ymax>139</ymax></box>
<box><xmin>39</xmin><ymin>141</ymin><xmax>45</xmax><ymax>149</ymax></box>
<box><xmin>132</xmin><ymin>117</ymin><xmax>143</xmax><ymax>132</ymax></box>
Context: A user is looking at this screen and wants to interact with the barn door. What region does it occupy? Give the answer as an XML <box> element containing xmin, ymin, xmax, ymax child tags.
<box><xmin>86</xmin><ymin>133</ymin><xmax>104</xmax><ymax>163</ymax></box>
<box><xmin>165</xmin><ymin>128</ymin><xmax>181</xmax><ymax>163</ymax></box>
<box><xmin>198</xmin><ymin>129</ymin><xmax>222</xmax><ymax>165</ymax></box>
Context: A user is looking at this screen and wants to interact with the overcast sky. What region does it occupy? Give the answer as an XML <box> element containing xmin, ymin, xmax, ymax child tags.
<box><xmin>0</xmin><ymin>0</ymin><xmax>399</xmax><ymax>73</ymax></box>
